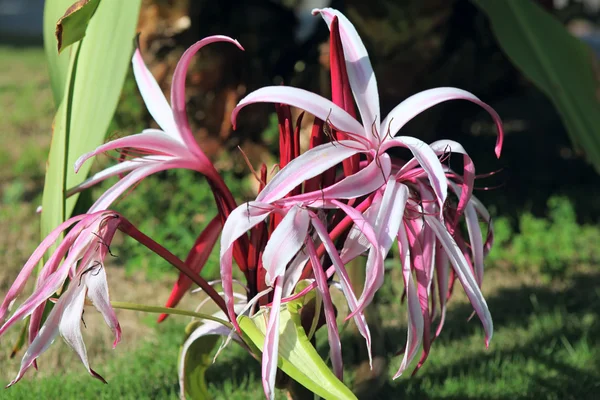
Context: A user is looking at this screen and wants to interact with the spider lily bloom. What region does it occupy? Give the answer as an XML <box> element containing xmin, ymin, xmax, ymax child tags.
<box><xmin>69</xmin><ymin>36</ymin><xmax>250</xmax><ymax>314</ymax></box>
<box><xmin>0</xmin><ymin>211</ymin><xmax>122</xmax><ymax>385</ymax></box>
<box><xmin>71</xmin><ymin>35</ymin><xmax>244</xmax><ymax>216</ymax></box>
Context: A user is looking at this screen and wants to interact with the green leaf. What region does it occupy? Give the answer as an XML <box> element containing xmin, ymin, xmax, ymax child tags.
<box><xmin>63</xmin><ymin>0</ymin><xmax>141</xmax><ymax>215</ymax></box>
<box><xmin>238</xmin><ymin>301</ymin><xmax>357</xmax><ymax>400</ymax></box>
<box><xmin>44</xmin><ymin>0</ymin><xmax>78</xmax><ymax>106</ymax></box>
<box><xmin>41</xmin><ymin>0</ymin><xmax>141</xmax><ymax>245</ymax></box>
<box><xmin>473</xmin><ymin>0</ymin><xmax>600</xmax><ymax>173</ymax></box>
<box><xmin>56</xmin><ymin>0</ymin><xmax>101</xmax><ymax>53</ymax></box>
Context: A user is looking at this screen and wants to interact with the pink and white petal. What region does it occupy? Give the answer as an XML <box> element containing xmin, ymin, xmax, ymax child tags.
<box><xmin>85</xmin><ymin>266</ymin><xmax>121</xmax><ymax>347</ymax></box>
<box><xmin>132</xmin><ymin>49</ymin><xmax>180</xmax><ymax>140</ymax></box>
<box><xmin>262</xmin><ymin>276</ymin><xmax>284</xmax><ymax>400</ymax></box>
<box><xmin>424</xmin><ymin>215</ymin><xmax>493</xmax><ymax>346</ymax></box>
<box><xmin>464</xmin><ymin>202</ymin><xmax>484</xmax><ymax>287</ymax></box>
<box><xmin>282</xmin><ymin>252</ymin><xmax>310</xmax><ymax>297</ymax></box>
<box><xmin>88</xmin><ymin>162</ymin><xmax>177</xmax><ymax>212</ymax></box>
<box><xmin>257</xmin><ymin>140</ymin><xmax>364</xmax><ymax>204</ymax></box>
<box><xmin>233</xmin><ymin>86</ymin><xmax>365</xmax><ymax>136</ymax></box>
<box><xmin>0</xmin><ymin>214</ymin><xmax>85</xmax><ymax>324</ymax></box>
<box><xmin>282</xmin><ymin>154</ymin><xmax>391</xmax><ymax>207</ymax></box>
<box><xmin>310</xmin><ymin>214</ymin><xmax>372</xmax><ymax>367</ymax></box>
<box><xmin>306</xmin><ymin>239</ymin><xmax>343</xmax><ymax>379</ymax></box>
<box><xmin>470</xmin><ymin>194</ymin><xmax>494</xmax><ymax>256</ymax></box>
<box><xmin>262</xmin><ymin>206</ymin><xmax>310</xmax><ymax>285</ymax></box>
<box><xmin>220</xmin><ymin>202</ymin><xmax>274</xmax><ymax>328</ymax></box>
<box><xmin>382</xmin><ymin>136</ymin><xmax>447</xmax><ymax>210</ymax></box>
<box><xmin>313</xmin><ymin>8</ymin><xmax>380</xmax><ymax>141</ymax></box>
<box><xmin>382</xmin><ymin>87</ymin><xmax>504</xmax><ymax>158</ymax></box>
<box><xmin>430</xmin><ymin>140</ymin><xmax>475</xmax><ymax>222</ymax></box>
<box><xmin>172</xmin><ymin>36</ymin><xmax>244</xmax><ymax>156</ymax></box>
<box><xmin>393</xmin><ymin>225</ymin><xmax>424</xmax><ymax>378</ymax></box>
<box><xmin>340</xmin><ymin>189</ymin><xmax>383</xmax><ymax>262</ymax></box>
<box><xmin>74</xmin><ymin>130</ymin><xmax>189</xmax><ymax>173</ymax></box>
<box><xmin>330</xmin><ymin>200</ymin><xmax>381</xmax><ymax>316</ymax></box>
<box><xmin>434</xmin><ymin>245</ymin><xmax>450</xmax><ymax>337</ymax></box>
<box><xmin>58</xmin><ymin>279</ymin><xmax>94</xmax><ymax>376</ymax></box>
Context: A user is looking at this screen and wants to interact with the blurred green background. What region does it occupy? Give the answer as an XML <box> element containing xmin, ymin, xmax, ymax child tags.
<box><xmin>0</xmin><ymin>0</ymin><xmax>599</xmax><ymax>398</ymax></box>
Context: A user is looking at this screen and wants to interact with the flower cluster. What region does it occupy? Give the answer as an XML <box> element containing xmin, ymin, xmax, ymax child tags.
<box><xmin>0</xmin><ymin>7</ymin><xmax>503</xmax><ymax>399</ymax></box>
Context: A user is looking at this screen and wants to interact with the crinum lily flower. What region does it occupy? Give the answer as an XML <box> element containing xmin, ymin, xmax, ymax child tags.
<box><xmin>0</xmin><ymin>211</ymin><xmax>122</xmax><ymax>385</ymax></box>
<box><xmin>71</xmin><ymin>35</ymin><xmax>244</xmax><ymax>217</ymax></box>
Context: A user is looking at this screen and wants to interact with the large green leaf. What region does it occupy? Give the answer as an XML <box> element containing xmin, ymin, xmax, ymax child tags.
<box><xmin>239</xmin><ymin>300</ymin><xmax>357</xmax><ymax>400</ymax></box>
<box><xmin>473</xmin><ymin>0</ymin><xmax>600</xmax><ymax>173</ymax></box>
<box><xmin>41</xmin><ymin>0</ymin><xmax>141</xmax><ymax>243</ymax></box>
<box><xmin>64</xmin><ymin>0</ymin><xmax>141</xmax><ymax>214</ymax></box>
<box><xmin>44</xmin><ymin>0</ymin><xmax>77</xmax><ymax>106</ymax></box>
<box><xmin>56</xmin><ymin>0</ymin><xmax>101</xmax><ymax>53</ymax></box>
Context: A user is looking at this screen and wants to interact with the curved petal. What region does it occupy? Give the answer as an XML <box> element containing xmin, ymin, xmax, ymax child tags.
<box><xmin>281</xmin><ymin>154</ymin><xmax>391</xmax><ymax>207</ymax></box>
<box><xmin>430</xmin><ymin>140</ymin><xmax>475</xmax><ymax>223</ymax></box>
<box><xmin>262</xmin><ymin>276</ymin><xmax>283</xmax><ymax>400</ymax></box>
<box><xmin>314</xmin><ymin>8</ymin><xmax>380</xmax><ymax>141</ymax></box>
<box><xmin>132</xmin><ymin>49</ymin><xmax>180</xmax><ymax>141</ymax></box>
<box><xmin>310</xmin><ymin>214</ymin><xmax>373</xmax><ymax>367</ymax></box>
<box><xmin>233</xmin><ymin>86</ymin><xmax>365</xmax><ymax>136</ymax></box>
<box><xmin>383</xmin><ymin>136</ymin><xmax>447</xmax><ymax>210</ymax></box>
<box><xmin>171</xmin><ymin>36</ymin><xmax>244</xmax><ymax>159</ymax></box>
<box><xmin>220</xmin><ymin>202</ymin><xmax>274</xmax><ymax>329</ymax></box>
<box><xmin>424</xmin><ymin>215</ymin><xmax>493</xmax><ymax>346</ymax></box>
<box><xmin>85</xmin><ymin>266</ymin><xmax>121</xmax><ymax>347</ymax></box>
<box><xmin>0</xmin><ymin>214</ymin><xmax>85</xmax><ymax>324</ymax></box>
<box><xmin>262</xmin><ymin>206</ymin><xmax>310</xmax><ymax>285</ymax></box>
<box><xmin>393</xmin><ymin>225</ymin><xmax>424</xmax><ymax>379</ymax></box>
<box><xmin>382</xmin><ymin>87</ymin><xmax>504</xmax><ymax>158</ymax></box>
<box><xmin>258</xmin><ymin>140</ymin><xmax>364</xmax><ymax>204</ymax></box>
<box><xmin>74</xmin><ymin>130</ymin><xmax>190</xmax><ymax>173</ymax></box>
<box><xmin>306</xmin><ymin>239</ymin><xmax>343</xmax><ymax>379</ymax></box>
<box><xmin>68</xmin><ymin>157</ymin><xmax>169</xmax><ymax>197</ymax></box>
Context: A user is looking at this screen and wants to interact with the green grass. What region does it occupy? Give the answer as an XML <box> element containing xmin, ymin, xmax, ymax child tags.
<box><xmin>2</xmin><ymin>268</ymin><xmax>598</xmax><ymax>399</ymax></box>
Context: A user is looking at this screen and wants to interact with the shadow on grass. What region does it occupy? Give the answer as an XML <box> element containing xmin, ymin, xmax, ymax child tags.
<box><xmin>193</xmin><ymin>271</ymin><xmax>600</xmax><ymax>399</ymax></box>
<box><xmin>374</xmin><ymin>270</ymin><xmax>600</xmax><ymax>400</ymax></box>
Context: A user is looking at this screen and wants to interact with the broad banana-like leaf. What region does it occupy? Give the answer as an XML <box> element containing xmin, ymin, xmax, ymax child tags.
<box><xmin>41</xmin><ymin>0</ymin><xmax>142</xmax><ymax>244</ymax></box>
<box><xmin>474</xmin><ymin>0</ymin><xmax>600</xmax><ymax>173</ymax></box>
<box><xmin>238</xmin><ymin>300</ymin><xmax>357</xmax><ymax>400</ymax></box>
<box><xmin>56</xmin><ymin>0</ymin><xmax>101</xmax><ymax>53</ymax></box>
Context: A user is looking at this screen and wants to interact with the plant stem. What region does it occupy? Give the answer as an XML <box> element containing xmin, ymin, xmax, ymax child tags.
<box><xmin>111</xmin><ymin>301</ymin><xmax>232</xmax><ymax>328</ymax></box>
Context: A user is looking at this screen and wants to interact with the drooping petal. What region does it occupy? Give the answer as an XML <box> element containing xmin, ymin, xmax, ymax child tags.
<box><xmin>314</xmin><ymin>8</ymin><xmax>380</xmax><ymax>142</ymax></box>
<box><xmin>220</xmin><ymin>202</ymin><xmax>274</xmax><ymax>329</ymax></box>
<box><xmin>424</xmin><ymin>215</ymin><xmax>493</xmax><ymax>346</ymax></box>
<box><xmin>464</xmin><ymin>203</ymin><xmax>484</xmax><ymax>287</ymax></box>
<box><xmin>0</xmin><ymin>214</ymin><xmax>85</xmax><ymax>324</ymax></box>
<box><xmin>257</xmin><ymin>140</ymin><xmax>364</xmax><ymax>204</ymax></box>
<box><xmin>233</xmin><ymin>86</ymin><xmax>365</xmax><ymax>136</ymax></box>
<box><xmin>310</xmin><ymin>214</ymin><xmax>373</xmax><ymax>367</ymax></box>
<box><xmin>159</xmin><ymin>216</ymin><xmax>223</xmax><ymax>322</ymax></box>
<box><xmin>85</xmin><ymin>266</ymin><xmax>121</xmax><ymax>348</ymax></box>
<box><xmin>383</xmin><ymin>136</ymin><xmax>447</xmax><ymax>210</ymax></box>
<box><xmin>330</xmin><ymin>200</ymin><xmax>381</xmax><ymax>317</ymax></box>
<box><xmin>262</xmin><ymin>206</ymin><xmax>310</xmax><ymax>285</ymax></box>
<box><xmin>306</xmin><ymin>238</ymin><xmax>343</xmax><ymax>379</ymax></box>
<box><xmin>382</xmin><ymin>87</ymin><xmax>504</xmax><ymax>158</ymax></box>
<box><xmin>172</xmin><ymin>36</ymin><xmax>244</xmax><ymax>158</ymax></box>
<box><xmin>262</xmin><ymin>276</ymin><xmax>283</xmax><ymax>400</ymax></box>
<box><xmin>393</xmin><ymin>225</ymin><xmax>424</xmax><ymax>378</ymax></box>
<box><xmin>131</xmin><ymin>49</ymin><xmax>180</xmax><ymax>141</ymax></box>
<box><xmin>434</xmin><ymin>244</ymin><xmax>450</xmax><ymax>338</ymax></box>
